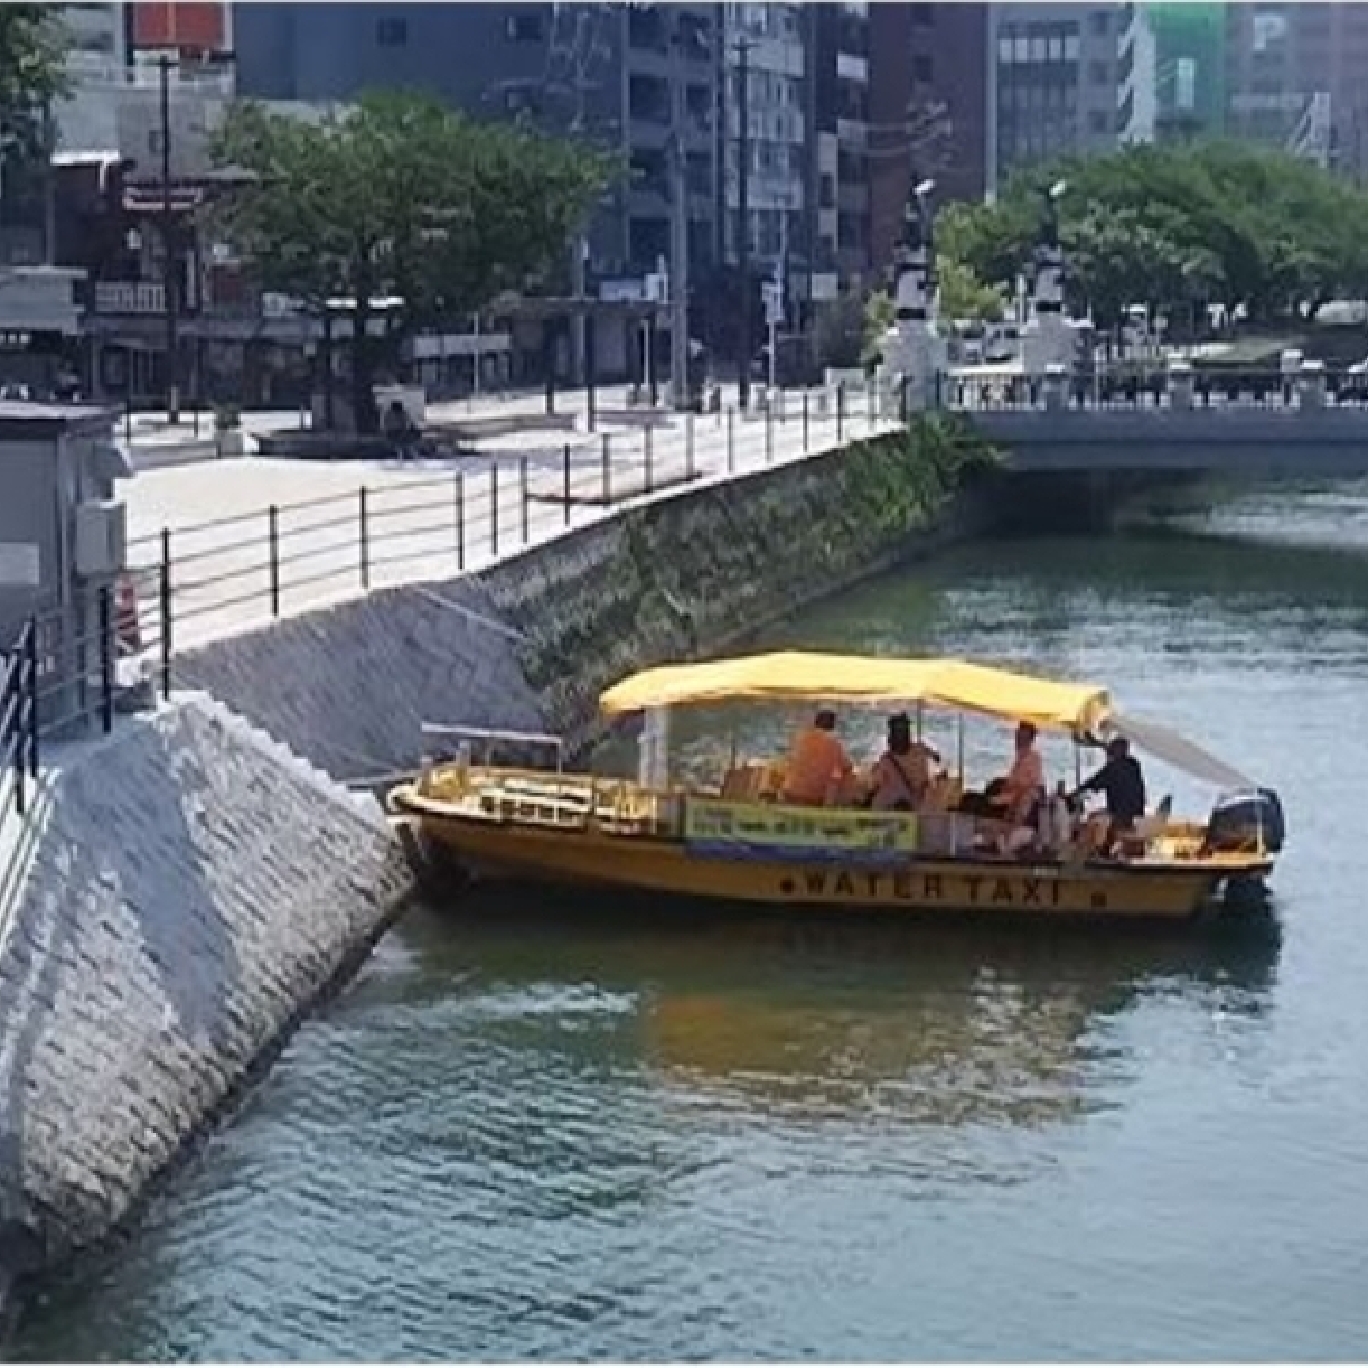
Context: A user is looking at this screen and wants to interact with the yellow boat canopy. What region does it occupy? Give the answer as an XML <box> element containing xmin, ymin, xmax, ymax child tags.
<box><xmin>599</xmin><ymin>651</ymin><xmax>1112</xmax><ymax>735</ymax></box>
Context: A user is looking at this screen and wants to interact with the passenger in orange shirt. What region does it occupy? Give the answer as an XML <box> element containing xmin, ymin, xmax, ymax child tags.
<box><xmin>782</xmin><ymin>709</ymin><xmax>855</xmax><ymax>806</ymax></box>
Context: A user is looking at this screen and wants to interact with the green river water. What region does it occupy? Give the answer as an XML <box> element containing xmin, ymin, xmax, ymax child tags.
<box><xmin>12</xmin><ymin>482</ymin><xmax>1368</xmax><ymax>1361</ymax></box>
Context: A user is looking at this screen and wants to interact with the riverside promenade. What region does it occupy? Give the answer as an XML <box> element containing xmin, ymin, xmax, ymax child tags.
<box><xmin>123</xmin><ymin>384</ymin><xmax>902</xmax><ymax>655</ymax></box>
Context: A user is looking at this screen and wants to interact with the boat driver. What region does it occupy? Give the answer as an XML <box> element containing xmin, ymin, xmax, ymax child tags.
<box><xmin>1071</xmin><ymin>736</ymin><xmax>1146</xmax><ymax>850</ymax></box>
<box><xmin>783</xmin><ymin>708</ymin><xmax>855</xmax><ymax>806</ymax></box>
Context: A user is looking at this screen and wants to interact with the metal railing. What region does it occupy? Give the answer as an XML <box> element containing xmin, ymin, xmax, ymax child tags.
<box><xmin>1</xmin><ymin>619</ymin><xmax>39</xmax><ymax>840</ymax></box>
<box><xmin>118</xmin><ymin>383</ymin><xmax>903</xmax><ymax>691</ymax></box>
<box><xmin>946</xmin><ymin>365</ymin><xmax>1368</xmax><ymax>413</ymax></box>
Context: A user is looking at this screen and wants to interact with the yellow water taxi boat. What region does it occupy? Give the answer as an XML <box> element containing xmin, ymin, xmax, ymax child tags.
<box><xmin>388</xmin><ymin>652</ymin><xmax>1284</xmax><ymax>923</ymax></box>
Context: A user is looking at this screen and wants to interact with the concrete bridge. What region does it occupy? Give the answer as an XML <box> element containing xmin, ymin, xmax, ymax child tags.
<box><xmin>971</xmin><ymin>407</ymin><xmax>1368</xmax><ymax>480</ymax></box>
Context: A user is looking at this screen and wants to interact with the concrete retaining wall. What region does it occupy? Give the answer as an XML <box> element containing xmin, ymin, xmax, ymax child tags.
<box><xmin>0</xmin><ymin>695</ymin><xmax>410</xmax><ymax>1272</ymax></box>
<box><xmin>181</xmin><ymin>418</ymin><xmax>994</xmax><ymax>778</ymax></box>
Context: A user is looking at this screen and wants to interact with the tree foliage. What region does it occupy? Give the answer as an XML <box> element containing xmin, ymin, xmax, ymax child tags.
<box><xmin>937</xmin><ymin>141</ymin><xmax>1368</xmax><ymax>332</ymax></box>
<box><xmin>212</xmin><ymin>90</ymin><xmax>614</xmax><ymax>428</ymax></box>
<box><xmin>0</xmin><ymin>6</ymin><xmax>69</xmax><ymax>166</ymax></box>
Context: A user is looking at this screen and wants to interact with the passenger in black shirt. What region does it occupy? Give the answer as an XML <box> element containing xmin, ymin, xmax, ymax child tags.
<box><xmin>1072</xmin><ymin>737</ymin><xmax>1146</xmax><ymax>842</ymax></box>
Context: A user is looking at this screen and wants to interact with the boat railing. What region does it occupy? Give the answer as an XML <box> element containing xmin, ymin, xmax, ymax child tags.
<box><xmin>420</xmin><ymin>721</ymin><xmax>565</xmax><ymax>773</ymax></box>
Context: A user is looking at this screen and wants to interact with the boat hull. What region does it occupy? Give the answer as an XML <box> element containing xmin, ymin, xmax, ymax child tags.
<box><xmin>398</xmin><ymin>805</ymin><xmax>1265</xmax><ymax>922</ymax></box>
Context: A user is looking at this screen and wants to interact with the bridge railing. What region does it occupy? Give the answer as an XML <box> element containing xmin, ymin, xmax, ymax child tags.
<box><xmin>946</xmin><ymin>366</ymin><xmax>1368</xmax><ymax>413</ymax></box>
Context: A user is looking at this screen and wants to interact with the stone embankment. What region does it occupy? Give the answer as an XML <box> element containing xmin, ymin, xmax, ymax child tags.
<box><xmin>0</xmin><ymin>696</ymin><xmax>409</xmax><ymax>1282</ymax></box>
<box><xmin>0</xmin><ymin>413</ymin><xmax>992</xmax><ymax>1298</ymax></box>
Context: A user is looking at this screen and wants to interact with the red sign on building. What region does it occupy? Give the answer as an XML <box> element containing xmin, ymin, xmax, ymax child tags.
<box><xmin>130</xmin><ymin>2</ymin><xmax>227</xmax><ymax>55</ymax></box>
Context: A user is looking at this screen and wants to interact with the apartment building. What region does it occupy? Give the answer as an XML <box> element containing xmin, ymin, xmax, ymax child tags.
<box><xmin>1223</xmin><ymin>2</ymin><xmax>1368</xmax><ymax>174</ymax></box>
<box><xmin>720</xmin><ymin>1</ymin><xmax>807</xmax><ymax>278</ymax></box>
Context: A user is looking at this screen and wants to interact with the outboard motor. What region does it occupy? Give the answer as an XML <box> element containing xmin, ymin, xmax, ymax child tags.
<box><xmin>1205</xmin><ymin>788</ymin><xmax>1286</xmax><ymax>855</ymax></box>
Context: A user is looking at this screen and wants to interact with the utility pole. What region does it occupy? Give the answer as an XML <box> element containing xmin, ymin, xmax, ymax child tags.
<box><xmin>736</xmin><ymin>35</ymin><xmax>752</xmax><ymax>409</ymax></box>
<box><xmin>158</xmin><ymin>53</ymin><xmax>180</xmax><ymax>424</ymax></box>
<box><xmin>668</xmin><ymin>18</ymin><xmax>690</xmax><ymax>410</ymax></box>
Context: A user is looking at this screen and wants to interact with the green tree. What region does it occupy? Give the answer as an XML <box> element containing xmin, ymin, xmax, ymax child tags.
<box><xmin>937</xmin><ymin>257</ymin><xmax>1005</xmax><ymax>323</ymax></box>
<box><xmin>213</xmin><ymin>91</ymin><xmax>613</xmax><ymax>430</ymax></box>
<box><xmin>0</xmin><ymin>6</ymin><xmax>68</xmax><ymax>183</ymax></box>
<box><xmin>937</xmin><ymin>140</ymin><xmax>1368</xmax><ymax>333</ymax></box>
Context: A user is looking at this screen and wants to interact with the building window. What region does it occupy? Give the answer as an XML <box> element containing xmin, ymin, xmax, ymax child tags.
<box><xmin>1089</xmin><ymin>10</ymin><xmax>1110</xmax><ymax>36</ymax></box>
<box><xmin>1088</xmin><ymin>109</ymin><xmax>1110</xmax><ymax>133</ymax></box>
<box><xmin>1089</xmin><ymin>58</ymin><xmax>1110</xmax><ymax>85</ymax></box>
<box><xmin>912</xmin><ymin>54</ymin><xmax>933</xmax><ymax>84</ymax></box>
<box><xmin>1064</xmin><ymin>31</ymin><xmax>1080</xmax><ymax>60</ymax></box>
<box><xmin>820</xmin><ymin>173</ymin><xmax>836</xmax><ymax>208</ymax></box>
<box><xmin>376</xmin><ymin>17</ymin><xmax>407</xmax><ymax>46</ymax></box>
<box><xmin>507</xmin><ymin>11</ymin><xmax>545</xmax><ymax>43</ymax></box>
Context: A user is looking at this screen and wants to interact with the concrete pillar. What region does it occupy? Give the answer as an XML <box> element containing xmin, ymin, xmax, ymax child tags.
<box><xmin>1298</xmin><ymin>359</ymin><xmax>1325</xmax><ymax>411</ymax></box>
<box><xmin>1042</xmin><ymin>363</ymin><xmax>1068</xmax><ymax>412</ymax></box>
<box><xmin>1167</xmin><ymin>358</ymin><xmax>1193</xmax><ymax>411</ymax></box>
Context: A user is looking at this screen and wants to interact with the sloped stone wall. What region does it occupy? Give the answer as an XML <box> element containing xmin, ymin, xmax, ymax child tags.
<box><xmin>0</xmin><ymin>695</ymin><xmax>410</xmax><ymax>1272</ymax></box>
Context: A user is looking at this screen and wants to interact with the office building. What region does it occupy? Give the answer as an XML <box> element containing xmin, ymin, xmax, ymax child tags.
<box><xmin>867</xmin><ymin>2</ymin><xmax>988</xmax><ymax>275</ymax></box>
<box><xmin>232</xmin><ymin>3</ymin><xmax>722</xmax><ymax>285</ymax></box>
<box><xmin>987</xmin><ymin>2</ymin><xmax>1123</xmax><ymax>194</ymax></box>
<box><xmin>1118</xmin><ymin>3</ymin><xmax>1227</xmax><ymax>145</ymax></box>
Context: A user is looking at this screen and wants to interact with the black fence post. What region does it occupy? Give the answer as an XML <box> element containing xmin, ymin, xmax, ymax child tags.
<box><xmin>359</xmin><ymin>486</ymin><xmax>370</xmax><ymax>589</ymax></box>
<box><xmin>26</xmin><ymin>614</ymin><xmax>39</xmax><ymax>780</ymax></box>
<box><xmin>520</xmin><ymin>455</ymin><xmax>531</xmax><ymax>544</ymax></box>
<box><xmin>726</xmin><ymin>406</ymin><xmax>735</xmax><ymax>474</ymax></box>
<box><xmin>490</xmin><ymin>463</ymin><xmax>500</xmax><ymax>559</ymax></box>
<box><xmin>601</xmin><ymin>432</ymin><xmax>612</xmax><ymax>504</ymax></box>
<box><xmin>899</xmin><ymin>375</ymin><xmax>910</xmax><ymax>427</ymax></box>
<box><xmin>159</xmin><ymin>528</ymin><xmax>172</xmax><ymax>699</ymax></box>
<box><xmin>765</xmin><ymin>402</ymin><xmax>774</xmax><ymax>464</ymax></box>
<box><xmin>685</xmin><ymin>412</ymin><xmax>695</xmax><ymax>480</ymax></box>
<box><xmin>644</xmin><ymin>425</ymin><xmax>654</xmax><ymax>494</ymax></box>
<box><xmin>268</xmin><ymin>505</ymin><xmax>281</xmax><ymax>618</ymax></box>
<box><xmin>562</xmin><ymin>442</ymin><xmax>572</xmax><ymax>527</ymax></box>
<box><xmin>837</xmin><ymin>384</ymin><xmax>845</xmax><ymax>443</ymax></box>
<box><xmin>454</xmin><ymin>471</ymin><xmax>465</xmax><ymax>571</ymax></box>
<box><xmin>99</xmin><ymin>584</ymin><xmax>113</xmax><ymax>735</ymax></box>
<box><xmin>802</xmin><ymin>390</ymin><xmax>810</xmax><ymax>452</ymax></box>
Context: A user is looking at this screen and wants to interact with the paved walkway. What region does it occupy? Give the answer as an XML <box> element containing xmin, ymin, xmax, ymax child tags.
<box><xmin>122</xmin><ymin>386</ymin><xmax>898</xmax><ymax>653</ymax></box>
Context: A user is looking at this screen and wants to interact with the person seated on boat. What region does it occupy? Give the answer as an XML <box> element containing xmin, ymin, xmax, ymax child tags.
<box><xmin>1070</xmin><ymin>736</ymin><xmax>1146</xmax><ymax>854</ymax></box>
<box><xmin>783</xmin><ymin>708</ymin><xmax>855</xmax><ymax>806</ymax></box>
<box><xmin>987</xmin><ymin>720</ymin><xmax>1047</xmax><ymax>827</ymax></box>
<box><xmin>868</xmin><ymin>712</ymin><xmax>941</xmax><ymax>812</ymax></box>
